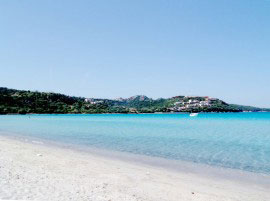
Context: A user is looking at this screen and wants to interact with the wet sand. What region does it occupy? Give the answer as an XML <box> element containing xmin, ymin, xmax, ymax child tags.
<box><xmin>0</xmin><ymin>135</ymin><xmax>269</xmax><ymax>201</ymax></box>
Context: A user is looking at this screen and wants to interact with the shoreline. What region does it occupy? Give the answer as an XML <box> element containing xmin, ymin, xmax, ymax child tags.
<box><xmin>3</xmin><ymin>131</ymin><xmax>270</xmax><ymax>186</ymax></box>
<box><xmin>1</xmin><ymin>111</ymin><xmax>270</xmax><ymax>115</ymax></box>
<box><xmin>1</xmin><ymin>135</ymin><xmax>269</xmax><ymax>201</ymax></box>
<box><xmin>1</xmin><ymin>130</ymin><xmax>270</xmax><ymax>179</ymax></box>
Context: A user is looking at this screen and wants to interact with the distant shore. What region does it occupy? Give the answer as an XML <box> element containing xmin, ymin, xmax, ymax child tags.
<box><xmin>1</xmin><ymin>135</ymin><xmax>269</xmax><ymax>201</ymax></box>
<box><xmin>2</xmin><ymin>87</ymin><xmax>269</xmax><ymax>115</ymax></box>
<box><xmin>1</xmin><ymin>111</ymin><xmax>270</xmax><ymax>115</ymax></box>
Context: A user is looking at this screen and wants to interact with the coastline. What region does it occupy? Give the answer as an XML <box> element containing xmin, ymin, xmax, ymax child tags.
<box><xmin>0</xmin><ymin>135</ymin><xmax>269</xmax><ymax>201</ymax></box>
<box><xmin>1</xmin><ymin>111</ymin><xmax>269</xmax><ymax>115</ymax></box>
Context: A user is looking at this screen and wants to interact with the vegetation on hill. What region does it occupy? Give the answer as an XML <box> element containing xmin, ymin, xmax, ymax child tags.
<box><xmin>0</xmin><ymin>87</ymin><xmax>108</xmax><ymax>114</ymax></box>
<box><xmin>229</xmin><ymin>104</ymin><xmax>270</xmax><ymax>112</ymax></box>
<box><xmin>0</xmin><ymin>87</ymin><xmax>268</xmax><ymax>114</ymax></box>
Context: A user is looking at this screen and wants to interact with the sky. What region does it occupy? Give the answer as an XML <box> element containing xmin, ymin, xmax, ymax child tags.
<box><xmin>0</xmin><ymin>0</ymin><xmax>269</xmax><ymax>107</ymax></box>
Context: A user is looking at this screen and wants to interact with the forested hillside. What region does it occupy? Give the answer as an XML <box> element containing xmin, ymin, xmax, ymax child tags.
<box><xmin>0</xmin><ymin>87</ymin><xmax>268</xmax><ymax>114</ymax></box>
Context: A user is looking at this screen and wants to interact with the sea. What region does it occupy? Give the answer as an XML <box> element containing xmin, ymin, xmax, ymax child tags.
<box><xmin>0</xmin><ymin>113</ymin><xmax>270</xmax><ymax>175</ymax></box>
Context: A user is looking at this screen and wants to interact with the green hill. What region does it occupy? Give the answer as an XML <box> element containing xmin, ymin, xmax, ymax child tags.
<box><xmin>0</xmin><ymin>87</ymin><xmax>268</xmax><ymax>114</ymax></box>
<box><xmin>0</xmin><ymin>87</ymin><xmax>109</xmax><ymax>114</ymax></box>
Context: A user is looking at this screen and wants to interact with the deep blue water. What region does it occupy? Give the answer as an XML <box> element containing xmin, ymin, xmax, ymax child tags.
<box><xmin>0</xmin><ymin>113</ymin><xmax>270</xmax><ymax>174</ymax></box>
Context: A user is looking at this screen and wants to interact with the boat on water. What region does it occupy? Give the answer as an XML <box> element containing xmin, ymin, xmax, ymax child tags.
<box><xmin>190</xmin><ymin>113</ymin><xmax>198</xmax><ymax>117</ymax></box>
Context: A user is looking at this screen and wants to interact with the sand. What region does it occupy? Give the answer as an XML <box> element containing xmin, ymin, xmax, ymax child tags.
<box><xmin>0</xmin><ymin>135</ymin><xmax>269</xmax><ymax>201</ymax></box>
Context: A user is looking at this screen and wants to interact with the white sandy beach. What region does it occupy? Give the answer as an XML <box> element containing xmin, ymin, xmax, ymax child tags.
<box><xmin>0</xmin><ymin>135</ymin><xmax>269</xmax><ymax>201</ymax></box>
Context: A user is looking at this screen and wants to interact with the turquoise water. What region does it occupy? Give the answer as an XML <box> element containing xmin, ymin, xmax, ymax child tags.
<box><xmin>0</xmin><ymin>113</ymin><xmax>270</xmax><ymax>174</ymax></box>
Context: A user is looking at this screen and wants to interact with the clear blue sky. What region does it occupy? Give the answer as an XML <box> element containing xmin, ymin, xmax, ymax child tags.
<box><xmin>0</xmin><ymin>0</ymin><xmax>269</xmax><ymax>107</ymax></box>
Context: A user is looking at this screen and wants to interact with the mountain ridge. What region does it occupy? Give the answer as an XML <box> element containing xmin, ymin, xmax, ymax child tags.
<box><xmin>0</xmin><ymin>87</ymin><xmax>269</xmax><ymax>114</ymax></box>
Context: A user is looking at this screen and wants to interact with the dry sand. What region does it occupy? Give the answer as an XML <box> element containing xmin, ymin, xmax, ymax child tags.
<box><xmin>0</xmin><ymin>135</ymin><xmax>269</xmax><ymax>201</ymax></box>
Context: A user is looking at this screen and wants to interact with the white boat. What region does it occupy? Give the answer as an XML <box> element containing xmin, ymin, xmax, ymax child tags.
<box><xmin>190</xmin><ymin>113</ymin><xmax>198</xmax><ymax>117</ymax></box>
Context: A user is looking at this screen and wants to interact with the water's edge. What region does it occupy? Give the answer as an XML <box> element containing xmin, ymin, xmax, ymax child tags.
<box><xmin>1</xmin><ymin>131</ymin><xmax>270</xmax><ymax>189</ymax></box>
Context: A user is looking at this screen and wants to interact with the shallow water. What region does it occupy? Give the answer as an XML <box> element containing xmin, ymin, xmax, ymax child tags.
<box><xmin>0</xmin><ymin>113</ymin><xmax>270</xmax><ymax>174</ymax></box>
